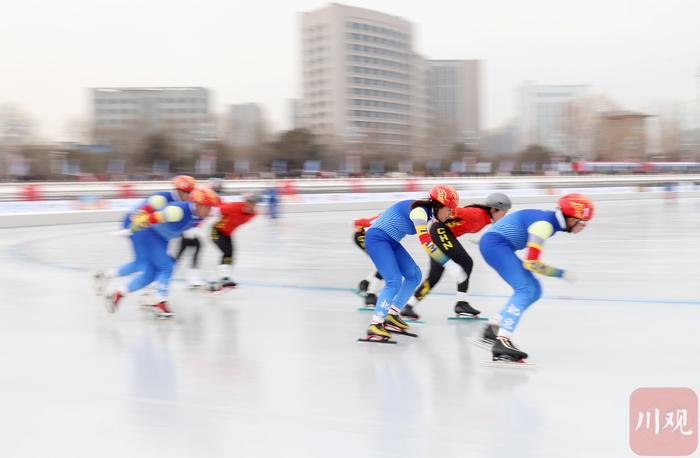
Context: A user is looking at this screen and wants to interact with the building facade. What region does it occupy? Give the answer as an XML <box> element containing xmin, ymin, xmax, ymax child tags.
<box><xmin>517</xmin><ymin>82</ymin><xmax>588</xmax><ymax>154</ymax></box>
<box><xmin>595</xmin><ymin>110</ymin><xmax>651</xmax><ymax>161</ymax></box>
<box><xmin>91</xmin><ymin>87</ymin><xmax>210</xmax><ymax>152</ymax></box>
<box><xmin>426</xmin><ymin>59</ymin><xmax>481</xmax><ymax>151</ymax></box>
<box><xmin>300</xmin><ymin>4</ymin><xmax>418</xmax><ymax>159</ymax></box>
<box><xmin>229</xmin><ymin>103</ymin><xmax>265</xmax><ymax>148</ymax></box>
<box><xmin>288</xmin><ymin>98</ymin><xmax>304</xmax><ymax>130</ymax></box>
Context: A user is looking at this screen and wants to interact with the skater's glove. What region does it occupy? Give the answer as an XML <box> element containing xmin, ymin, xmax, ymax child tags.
<box><xmin>523</xmin><ymin>259</ymin><xmax>564</xmax><ymax>278</ymax></box>
<box><xmin>129</xmin><ymin>211</ymin><xmax>161</xmax><ymax>232</ymax></box>
<box><xmin>561</xmin><ymin>270</ymin><xmax>576</xmax><ymax>283</ymax></box>
<box><xmin>129</xmin><ymin>212</ymin><xmax>151</xmax><ymax>232</ymax></box>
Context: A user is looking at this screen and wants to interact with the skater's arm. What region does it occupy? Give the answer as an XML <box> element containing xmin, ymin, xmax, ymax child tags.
<box><xmin>447</xmin><ymin>207</ymin><xmax>490</xmax><ymax>234</ymax></box>
<box><xmin>522</xmin><ymin>221</ymin><xmax>564</xmax><ymax>277</ymax></box>
<box><xmin>410</xmin><ymin>207</ymin><xmax>449</xmax><ymax>264</ymax></box>
<box><xmin>130</xmin><ymin>205</ymin><xmax>184</xmax><ymax>232</ymax></box>
<box><xmin>138</xmin><ymin>194</ymin><xmax>169</xmax><ymax>214</ymax></box>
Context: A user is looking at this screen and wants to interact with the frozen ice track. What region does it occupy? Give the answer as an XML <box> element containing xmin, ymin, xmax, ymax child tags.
<box><xmin>0</xmin><ymin>197</ymin><xmax>698</xmax><ymax>458</ymax></box>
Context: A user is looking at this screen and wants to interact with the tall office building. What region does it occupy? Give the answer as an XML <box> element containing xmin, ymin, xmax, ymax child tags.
<box><xmin>300</xmin><ymin>4</ymin><xmax>417</xmax><ymax>157</ymax></box>
<box><xmin>426</xmin><ymin>59</ymin><xmax>481</xmax><ymax>149</ymax></box>
<box><xmin>229</xmin><ymin>103</ymin><xmax>265</xmax><ymax>148</ymax></box>
<box><xmin>517</xmin><ymin>82</ymin><xmax>588</xmax><ymax>154</ymax></box>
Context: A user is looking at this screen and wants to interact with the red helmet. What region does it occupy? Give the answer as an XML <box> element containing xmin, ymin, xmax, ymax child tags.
<box><xmin>173</xmin><ymin>175</ymin><xmax>196</xmax><ymax>193</ymax></box>
<box><xmin>558</xmin><ymin>193</ymin><xmax>594</xmax><ymax>221</ymax></box>
<box><xmin>190</xmin><ymin>187</ymin><xmax>221</xmax><ymax>207</ymax></box>
<box><xmin>429</xmin><ymin>184</ymin><xmax>459</xmax><ymax>209</ymax></box>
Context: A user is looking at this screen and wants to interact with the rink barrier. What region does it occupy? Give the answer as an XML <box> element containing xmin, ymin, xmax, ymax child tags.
<box><xmin>1</xmin><ymin>188</ymin><xmax>698</xmax><ymax>229</ymax></box>
<box><xmin>1</xmin><ymin>174</ymin><xmax>699</xmax><ymax>201</ymax></box>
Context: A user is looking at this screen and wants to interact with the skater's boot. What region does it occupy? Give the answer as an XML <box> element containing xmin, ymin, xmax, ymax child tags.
<box><xmin>212</xmin><ymin>264</ymin><xmax>238</xmax><ymax>290</ymax></box>
<box><xmin>400</xmin><ymin>304</ymin><xmax>420</xmax><ymax>321</ymax></box>
<box><xmin>492</xmin><ymin>336</ymin><xmax>528</xmax><ymax>362</ymax></box>
<box><xmin>366</xmin><ymin>322</ymin><xmax>392</xmax><ymax>341</ymax></box>
<box><xmin>454</xmin><ymin>301</ymin><xmax>481</xmax><ymax>317</ymax></box>
<box><xmin>363</xmin><ymin>293</ymin><xmax>377</xmax><ymax>308</ymax></box>
<box><xmin>152</xmin><ymin>301</ymin><xmax>174</xmax><ymax>319</ymax></box>
<box><xmin>106</xmin><ymin>289</ymin><xmax>124</xmax><ymax>313</ymax></box>
<box><xmin>384</xmin><ymin>313</ymin><xmax>410</xmax><ymax>332</ymax></box>
<box><xmin>357</xmin><ymin>279</ymin><xmax>369</xmax><ymax>295</ymax></box>
<box><xmin>482</xmin><ymin>324</ymin><xmax>498</xmax><ymax>345</ymax></box>
<box><xmin>470</xmin><ymin>323</ymin><xmax>500</xmax><ymax>350</ymax></box>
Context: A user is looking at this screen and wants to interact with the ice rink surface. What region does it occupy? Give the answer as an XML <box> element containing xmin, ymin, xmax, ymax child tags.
<box><xmin>0</xmin><ymin>197</ymin><xmax>698</xmax><ymax>458</ymax></box>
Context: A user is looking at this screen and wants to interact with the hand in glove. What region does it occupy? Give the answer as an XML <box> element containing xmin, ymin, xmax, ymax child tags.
<box><xmin>523</xmin><ymin>259</ymin><xmax>564</xmax><ymax>278</ymax></box>
<box><xmin>129</xmin><ymin>211</ymin><xmax>153</xmax><ymax>232</ymax></box>
<box><xmin>561</xmin><ymin>270</ymin><xmax>576</xmax><ymax>283</ymax></box>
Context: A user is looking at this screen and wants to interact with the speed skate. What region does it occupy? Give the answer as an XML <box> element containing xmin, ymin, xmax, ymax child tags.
<box><xmin>448</xmin><ymin>315</ymin><xmax>487</xmax><ymax>321</ymax></box>
<box><xmin>480</xmin><ymin>359</ymin><xmax>536</xmax><ymax>369</ymax></box>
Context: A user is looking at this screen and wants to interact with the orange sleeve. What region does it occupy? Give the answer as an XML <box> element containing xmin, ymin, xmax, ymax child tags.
<box><xmin>451</xmin><ymin>207</ymin><xmax>490</xmax><ymax>234</ymax></box>
<box><xmin>353</xmin><ymin>214</ymin><xmax>379</xmax><ymax>228</ymax></box>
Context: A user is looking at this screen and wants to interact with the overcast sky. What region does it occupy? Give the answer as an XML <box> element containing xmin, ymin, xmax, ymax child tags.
<box><xmin>1</xmin><ymin>0</ymin><xmax>699</xmax><ymax>140</ymax></box>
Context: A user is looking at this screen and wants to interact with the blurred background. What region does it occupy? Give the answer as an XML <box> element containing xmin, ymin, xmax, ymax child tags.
<box><xmin>1</xmin><ymin>0</ymin><xmax>699</xmax><ymax>183</ymax></box>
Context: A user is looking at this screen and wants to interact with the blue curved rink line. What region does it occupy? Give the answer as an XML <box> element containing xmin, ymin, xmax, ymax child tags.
<box><xmin>235</xmin><ymin>280</ymin><xmax>700</xmax><ymax>306</ymax></box>
<box><xmin>6</xmin><ymin>232</ymin><xmax>699</xmax><ymax>307</ymax></box>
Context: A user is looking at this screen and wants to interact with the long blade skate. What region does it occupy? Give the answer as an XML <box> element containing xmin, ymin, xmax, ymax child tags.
<box><xmin>402</xmin><ymin>318</ymin><xmax>425</xmax><ymax>325</ymax></box>
<box><xmin>205</xmin><ymin>281</ymin><xmax>237</xmax><ymax>295</ymax></box>
<box><xmin>357</xmin><ymin>336</ymin><xmax>397</xmax><ymax>344</ymax></box>
<box><xmin>356</xmin><ymin>306</ymin><xmax>375</xmax><ymax>312</ymax></box>
<box><xmin>448</xmin><ymin>315</ymin><xmax>487</xmax><ymax>321</ymax></box>
<box><xmin>386</xmin><ymin>328</ymin><xmax>419</xmax><ymax>338</ymax></box>
<box><xmin>468</xmin><ymin>337</ymin><xmax>495</xmax><ymax>351</ymax></box>
<box><xmin>480</xmin><ymin>359</ymin><xmax>536</xmax><ymax>369</ymax></box>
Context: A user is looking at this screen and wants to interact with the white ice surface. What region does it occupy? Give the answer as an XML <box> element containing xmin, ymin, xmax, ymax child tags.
<box><xmin>0</xmin><ymin>197</ymin><xmax>698</xmax><ymax>458</ymax></box>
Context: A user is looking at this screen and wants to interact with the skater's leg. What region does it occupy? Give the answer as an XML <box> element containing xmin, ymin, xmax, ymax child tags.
<box><xmin>432</xmin><ymin>222</ymin><xmax>479</xmax><ymax>314</ymax></box>
<box><xmin>480</xmin><ymin>233</ymin><xmax>541</xmax><ymax>337</ymax></box>
<box><xmin>174</xmin><ymin>236</ymin><xmax>188</xmax><ymax>262</ymax></box>
<box><xmin>213</xmin><ymin>229</ymin><xmax>233</xmax><ymax>266</ymax></box>
<box><xmin>364</xmin><ymin>231</ymin><xmax>403</xmax><ymax>322</ymax></box>
<box><xmin>125</xmin><ymin>231</ymin><xmax>162</xmax><ymax>294</ymax></box>
<box><xmin>389</xmin><ymin>245</ymin><xmax>421</xmax><ymax>313</ymax></box>
<box><xmin>116</xmin><ymin>235</ymin><xmax>144</xmax><ymax>277</ymax></box>
<box><xmin>151</xmin><ymin>242</ymin><xmax>175</xmax><ymax>301</ymax></box>
<box><xmin>430</xmin><ymin>222</ymin><xmax>473</xmax><ymax>290</ymax></box>
<box><xmin>127</xmin><ymin>264</ymin><xmax>157</xmax><ymax>294</ymax></box>
<box><xmin>190</xmin><ymin>237</ymin><xmax>201</xmax><ymax>268</ymax></box>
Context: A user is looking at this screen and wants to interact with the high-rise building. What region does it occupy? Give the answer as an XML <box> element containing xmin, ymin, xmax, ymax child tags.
<box><xmin>288</xmin><ymin>98</ymin><xmax>304</xmax><ymax>130</ymax></box>
<box><xmin>229</xmin><ymin>103</ymin><xmax>265</xmax><ymax>148</ymax></box>
<box><xmin>300</xmin><ymin>4</ymin><xmax>417</xmax><ymax>157</ymax></box>
<box><xmin>517</xmin><ymin>82</ymin><xmax>588</xmax><ymax>154</ymax></box>
<box><xmin>426</xmin><ymin>59</ymin><xmax>481</xmax><ymax>150</ymax></box>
